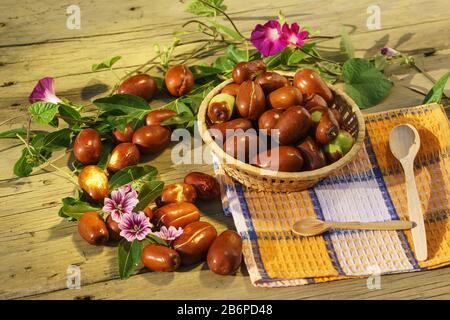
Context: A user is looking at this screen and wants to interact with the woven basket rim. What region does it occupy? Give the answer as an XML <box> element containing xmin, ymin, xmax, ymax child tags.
<box><xmin>197</xmin><ymin>71</ymin><xmax>366</xmax><ymax>180</ymax></box>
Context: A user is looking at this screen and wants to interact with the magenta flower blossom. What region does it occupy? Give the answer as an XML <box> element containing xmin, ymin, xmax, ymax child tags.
<box><xmin>28</xmin><ymin>77</ymin><xmax>62</xmax><ymax>104</ymax></box>
<box><xmin>250</xmin><ymin>20</ymin><xmax>287</xmax><ymax>57</ymax></box>
<box><xmin>282</xmin><ymin>23</ymin><xmax>309</xmax><ymax>47</ymax></box>
<box><xmin>381</xmin><ymin>47</ymin><xmax>399</xmax><ymax>58</ymax></box>
<box><xmin>103</xmin><ymin>184</ymin><xmax>139</xmax><ymax>223</ymax></box>
<box><xmin>119</xmin><ymin>212</ymin><xmax>152</xmax><ymax>242</ymax></box>
<box><xmin>152</xmin><ymin>226</ymin><xmax>183</xmax><ymax>243</ymax></box>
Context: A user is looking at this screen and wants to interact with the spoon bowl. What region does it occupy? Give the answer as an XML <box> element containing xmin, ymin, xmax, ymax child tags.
<box><xmin>389</xmin><ymin>124</ymin><xmax>420</xmax><ymax>162</ymax></box>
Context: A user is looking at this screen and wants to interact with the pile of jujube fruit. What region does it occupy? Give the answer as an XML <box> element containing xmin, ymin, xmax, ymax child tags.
<box><xmin>206</xmin><ymin>60</ymin><xmax>355</xmax><ymax>172</ymax></box>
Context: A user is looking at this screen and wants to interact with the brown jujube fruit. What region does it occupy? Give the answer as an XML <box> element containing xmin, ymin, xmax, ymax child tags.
<box><xmin>146</xmin><ymin>109</ymin><xmax>177</xmax><ymax>126</ymax></box>
<box><xmin>221</xmin><ymin>83</ymin><xmax>240</xmax><ymax>96</ymax></box>
<box><xmin>296</xmin><ymin>137</ymin><xmax>326</xmax><ymax>170</ymax></box>
<box><xmin>236</xmin><ymin>80</ymin><xmax>265</xmax><ymax>120</ymax></box>
<box><xmin>323</xmin><ymin>142</ymin><xmax>343</xmax><ymax>164</ymax></box>
<box><xmin>268</xmin><ymin>86</ymin><xmax>303</xmax><ymax>110</ymax></box>
<box><xmin>184</xmin><ymin>172</ymin><xmax>220</xmax><ymax>201</ymax></box>
<box><xmin>160</xmin><ymin>183</ymin><xmax>197</xmax><ymax>205</ymax></box>
<box><xmin>141</xmin><ymin>244</ymin><xmax>181</xmax><ymax>272</ymax></box>
<box><xmin>209</xmin><ymin>118</ymin><xmax>253</xmax><ymax>141</ymax></box>
<box><xmin>207</xmin><ymin>101</ymin><xmax>232</xmax><ymax>124</ymax></box>
<box><xmin>232</xmin><ymin>60</ymin><xmax>266</xmax><ymax>84</ymax></box>
<box><xmin>304</xmin><ymin>93</ymin><xmax>328</xmax><ymax>111</ymax></box>
<box><xmin>315</xmin><ymin>110</ymin><xmax>339</xmax><ymax>144</ymax></box>
<box><xmin>153</xmin><ymin>202</ymin><xmax>201</xmax><ymax>229</ymax></box>
<box><xmin>293</xmin><ymin>69</ymin><xmax>334</xmax><ymax>105</ymax></box>
<box><xmin>207</xmin><ymin>230</ymin><xmax>242</xmax><ymax>275</ymax></box>
<box><xmin>132</xmin><ymin>125</ymin><xmax>171</xmax><ymax>154</ymax></box>
<box><xmin>258</xmin><ymin>109</ymin><xmax>283</xmax><ymax>134</ymax></box>
<box><xmin>107</xmin><ymin>143</ymin><xmax>140</xmax><ymax>172</ymax></box>
<box><xmin>73</xmin><ymin>128</ymin><xmax>102</xmax><ymax>165</ymax></box>
<box><xmin>165</xmin><ymin>64</ymin><xmax>194</xmax><ymax>97</ymax></box>
<box><xmin>78</xmin><ymin>165</ymin><xmax>109</xmax><ymax>202</ymax></box>
<box><xmin>112</xmin><ymin>123</ymin><xmax>134</xmax><ymax>143</ymax></box>
<box><xmin>143</xmin><ymin>206</ymin><xmax>154</xmax><ymax>220</ymax></box>
<box><xmin>173</xmin><ymin>221</ymin><xmax>217</xmax><ymax>265</ymax></box>
<box><xmin>78</xmin><ymin>212</ymin><xmax>109</xmax><ymax>245</ymax></box>
<box><xmin>253</xmin><ymin>146</ymin><xmax>304</xmax><ymax>172</ymax></box>
<box><xmin>106</xmin><ymin>214</ymin><xmax>121</xmax><ymax>241</ymax></box>
<box><xmin>255</xmin><ymin>72</ymin><xmax>289</xmax><ymax>93</ymax></box>
<box><xmin>274</xmin><ymin>106</ymin><xmax>311</xmax><ymax>145</ymax></box>
<box><xmin>117</xmin><ymin>74</ymin><xmax>158</xmax><ymax>101</ymax></box>
<box><xmin>223</xmin><ymin>131</ymin><xmax>260</xmax><ymax>163</ymax></box>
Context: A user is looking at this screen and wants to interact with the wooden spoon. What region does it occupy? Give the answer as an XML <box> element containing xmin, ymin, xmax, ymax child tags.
<box><xmin>292</xmin><ymin>217</ymin><xmax>415</xmax><ymax>237</ymax></box>
<box><xmin>389</xmin><ymin>123</ymin><xmax>427</xmax><ymax>261</ymax></box>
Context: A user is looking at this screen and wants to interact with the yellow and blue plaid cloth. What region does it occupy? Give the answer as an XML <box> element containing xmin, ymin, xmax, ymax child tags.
<box><xmin>214</xmin><ymin>103</ymin><xmax>450</xmax><ymax>287</ymax></box>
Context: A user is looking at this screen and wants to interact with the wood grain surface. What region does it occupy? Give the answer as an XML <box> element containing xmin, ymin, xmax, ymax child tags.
<box><xmin>0</xmin><ymin>0</ymin><xmax>449</xmax><ymax>300</ymax></box>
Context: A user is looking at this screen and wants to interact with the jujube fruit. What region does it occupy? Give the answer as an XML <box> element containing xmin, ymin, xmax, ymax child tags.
<box><xmin>73</xmin><ymin>128</ymin><xmax>102</xmax><ymax>165</ymax></box>
<box><xmin>117</xmin><ymin>74</ymin><xmax>158</xmax><ymax>101</ymax></box>
<box><xmin>78</xmin><ymin>212</ymin><xmax>109</xmax><ymax>245</ymax></box>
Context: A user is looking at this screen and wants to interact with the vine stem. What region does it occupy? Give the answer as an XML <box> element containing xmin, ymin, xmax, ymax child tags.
<box><xmin>300</xmin><ymin>47</ymin><xmax>341</xmax><ymax>65</ymax></box>
<box><xmin>16</xmin><ymin>134</ymin><xmax>79</xmax><ymax>186</ymax></box>
<box><xmin>197</xmin><ymin>0</ymin><xmax>247</xmax><ymax>40</ymax></box>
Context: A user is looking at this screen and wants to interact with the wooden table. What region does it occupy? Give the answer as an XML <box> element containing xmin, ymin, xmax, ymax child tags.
<box><xmin>1</xmin><ymin>0</ymin><xmax>449</xmax><ymax>300</ymax></box>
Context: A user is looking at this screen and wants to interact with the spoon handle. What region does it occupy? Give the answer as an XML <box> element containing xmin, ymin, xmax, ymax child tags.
<box><xmin>403</xmin><ymin>163</ymin><xmax>428</xmax><ymax>261</ymax></box>
<box><xmin>326</xmin><ymin>220</ymin><xmax>414</xmax><ymax>231</ymax></box>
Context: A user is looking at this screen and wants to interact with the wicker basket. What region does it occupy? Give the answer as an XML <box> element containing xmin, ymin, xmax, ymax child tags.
<box><xmin>197</xmin><ymin>72</ymin><xmax>366</xmax><ymax>192</ymax></box>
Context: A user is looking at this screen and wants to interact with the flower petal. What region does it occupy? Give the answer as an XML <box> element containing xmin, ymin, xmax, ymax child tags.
<box><xmin>28</xmin><ymin>77</ymin><xmax>62</xmax><ymax>104</ymax></box>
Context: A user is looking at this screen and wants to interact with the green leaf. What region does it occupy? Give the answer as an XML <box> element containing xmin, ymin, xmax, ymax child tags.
<box><xmin>343</xmin><ymin>58</ymin><xmax>393</xmax><ymax>108</ymax></box>
<box><xmin>145</xmin><ymin>234</ymin><xmax>170</xmax><ymax>247</ymax></box>
<box><xmin>161</xmin><ymin>111</ymin><xmax>196</xmax><ymax>126</ymax></box>
<box><xmin>287</xmin><ymin>49</ymin><xmax>307</xmax><ymax>66</ymax></box>
<box><xmin>373</xmin><ymin>55</ymin><xmax>389</xmax><ymax>71</ymax></box>
<box><xmin>118</xmin><ymin>239</ymin><xmax>143</xmax><ymax>279</ymax></box>
<box><xmin>28</xmin><ymin>102</ymin><xmax>59</xmax><ymax>125</ymax></box>
<box><xmin>91</xmin><ymin>56</ymin><xmax>122</xmax><ymax>72</ymax></box>
<box><xmin>97</xmin><ymin>142</ymin><xmax>112</xmax><ymax>170</ymax></box>
<box><xmin>226</xmin><ymin>45</ymin><xmax>248</xmax><ymax>63</ymax></box>
<box><xmin>209</xmin><ymin>20</ymin><xmax>243</xmax><ymax>41</ymax></box>
<box><xmin>263</xmin><ymin>51</ymin><xmax>284</xmax><ymax>69</ymax></box>
<box><xmin>423</xmin><ymin>71</ymin><xmax>450</xmax><ymax>104</ymax></box>
<box><xmin>340</xmin><ymin>28</ymin><xmax>355</xmax><ymax>59</ymax></box>
<box><xmin>13</xmin><ymin>134</ymin><xmax>53</xmax><ymax>177</ymax></box>
<box><xmin>190</xmin><ymin>65</ymin><xmax>222</xmax><ymax>80</ymax></box>
<box><xmin>58</xmin><ymin>104</ymin><xmax>81</xmax><ymax>125</ymax></box>
<box><xmin>186</xmin><ymin>0</ymin><xmax>227</xmax><ymax>17</ymax></box>
<box><xmin>93</xmin><ymin>94</ymin><xmax>149</xmax><ymax>115</ymax></box>
<box><xmin>108</xmin><ymin>165</ymin><xmax>158</xmax><ymax>191</ymax></box>
<box><xmin>0</xmin><ymin>128</ymin><xmax>28</xmax><ymax>138</ymax></box>
<box><xmin>59</xmin><ymin>197</ymin><xmax>101</xmax><ymax>220</ymax></box>
<box><xmin>134</xmin><ymin>180</ymin><xmax>164</xmax><ymax>212</ymax></box>
<box><xmin>213</xmin><ymin>56</ymin><xmax>235</xmax><ymax>72</ymax></box>
<box><xmin>13</xmin><ymin>148</ymin><xmax>34</xmax><ymax>177</ymax></box>
<box><xmin>42</xmin><ymin>128</ymin><xmax>72</xmax><ymax>150</ymax></box>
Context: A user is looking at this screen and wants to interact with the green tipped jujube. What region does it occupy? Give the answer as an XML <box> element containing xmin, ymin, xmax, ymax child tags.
<box><xmin>334</xmin><ymin>130</ymin><xmax>354</xmax><ymax>155</ymax></box>
<box><xmin>207</xmin><ymin>93</ymin><xmax>235</xmax><ymax>124</ymax></box>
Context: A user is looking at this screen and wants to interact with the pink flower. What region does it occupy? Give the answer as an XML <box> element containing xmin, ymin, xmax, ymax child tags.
<box><xmin>103</xmin><ymin>184</ymin><xmax>139</xmax><ymax>223</ymax></box>
<box><xmin>28</xmin><ymin>77</ymin><xmax>62</xmax><ymax>104</ymax></box>
<box><xmin>152</xmin><ymin>226</ymin><xmax>183</xmax><ymax>243</ymax></box>
<box><xmin>282</xmin><ymin>23</ymin><xmax>309</xmax><ymax>47</ymax></box>
<box><xmin>250</xmin><ymin>20</ymin><xmax>287</xmax><ymax>57</ymax></box>
<box><xmin>381</xmin><ymin>47</ymin><xmax>399</xmax><ymax>58</ymax></box>
<box><xmin>119</xmin><ymin>212</ymin><xmax>152</xmax><ymax>242</ymax></box>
